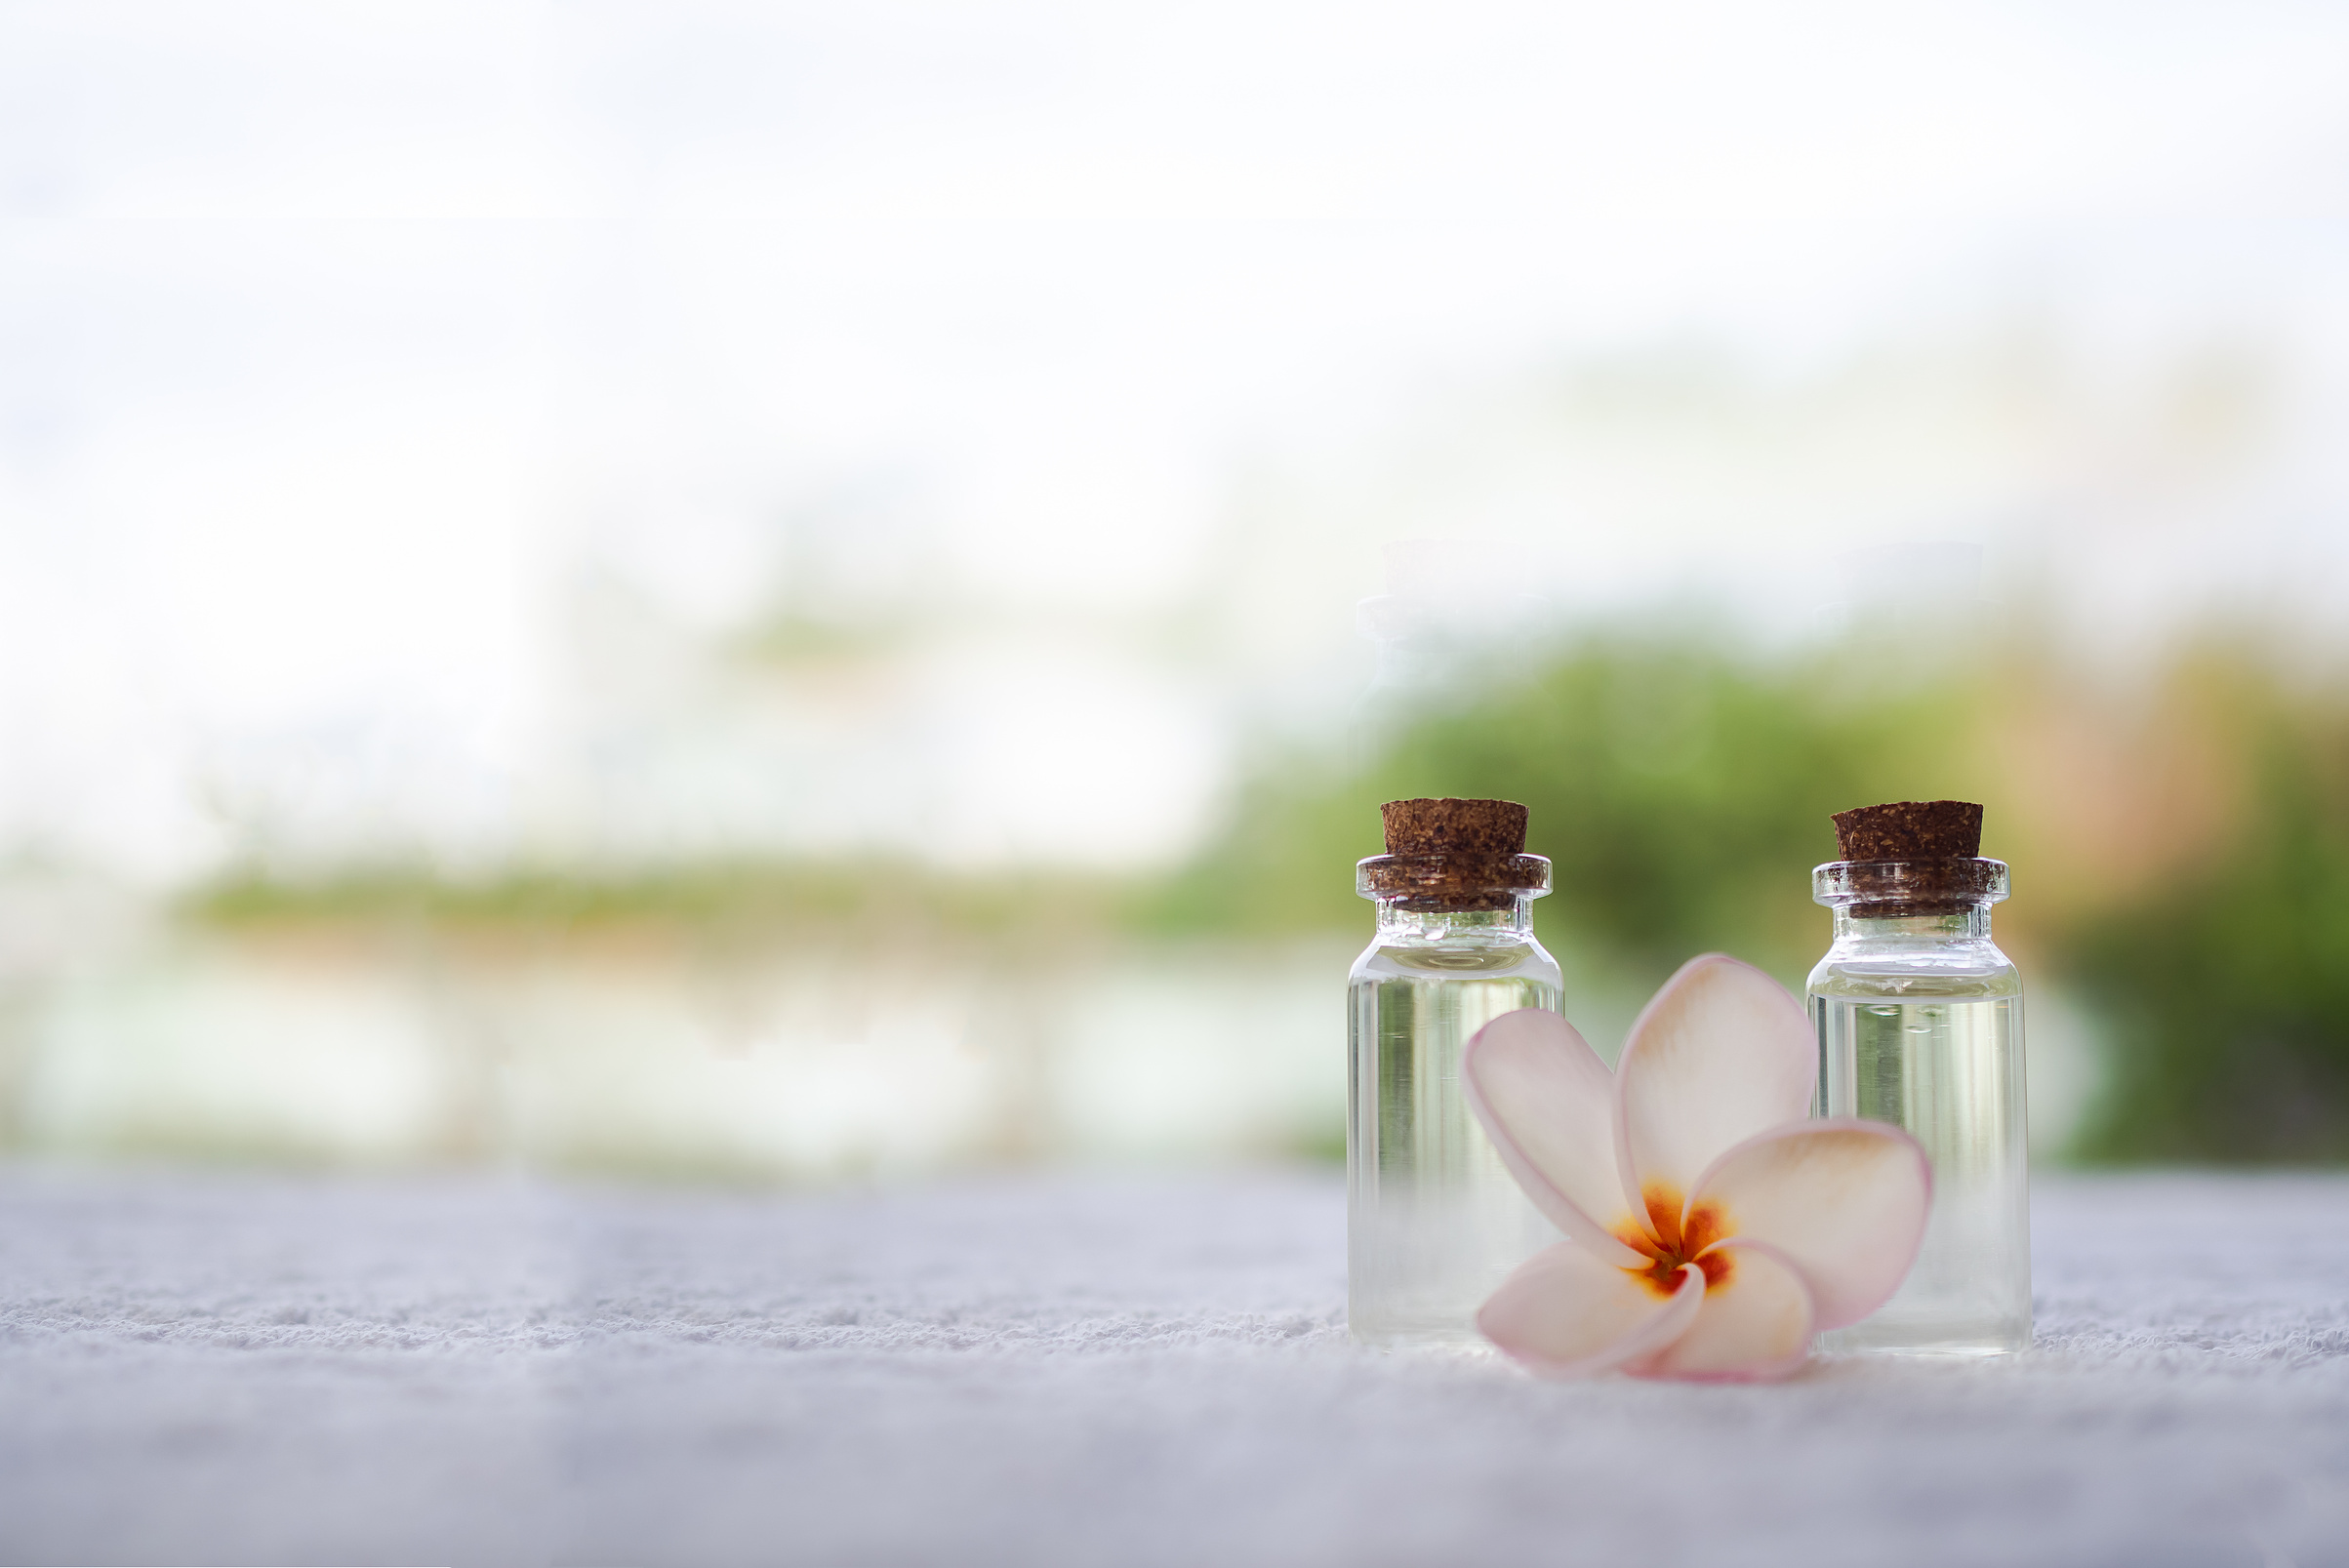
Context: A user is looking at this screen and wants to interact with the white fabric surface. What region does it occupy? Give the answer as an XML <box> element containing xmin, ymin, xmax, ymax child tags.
<box><xmin>3</xmin><ymin>1167</ymin><xmax>2347</xmax><ymax>1567</ymax></box>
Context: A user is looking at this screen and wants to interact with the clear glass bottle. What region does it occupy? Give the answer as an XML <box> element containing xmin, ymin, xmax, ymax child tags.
<box><xmin>1808</xmin><ymin>856</ymin><xmax>2031</xmax><ymax>1355</ymax></box>
<box><xmin>1348</xmin><ymin>799</ymin><xmax>1562</xmax><ymax>1348</ymax></box>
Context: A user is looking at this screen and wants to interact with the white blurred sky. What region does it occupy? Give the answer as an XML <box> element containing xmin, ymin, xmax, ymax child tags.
<box><xmin>6</xmin><ymin>0</ymin><xmax>2349</xmax><ymax>877</ymax></box>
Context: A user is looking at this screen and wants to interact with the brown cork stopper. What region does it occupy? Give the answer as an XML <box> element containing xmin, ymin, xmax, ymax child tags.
<box><xmin>1832</xmin><ymin>800</ymin><xmax>1983</xmax><ymax>863</ymax></box>
<box><xmin>1825</xmin><ymin>799</ymin><xmax>1998</xmax><ymax>916</ymax></box>
<box><xmin>1380</xmin><ymin>797</ymin><xmax>1528</xmax><ymax>858</ymax></box>
<box><xmin>1359</xmin><ymin>798</ymin><xmax>1549</xmax><ymax>912</ymax></box>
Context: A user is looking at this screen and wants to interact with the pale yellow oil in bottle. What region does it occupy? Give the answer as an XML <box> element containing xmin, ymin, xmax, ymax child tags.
<box><xmin>1347</xmin><ymin>937</ymin><xmax>1561</xmax><ymax>1347</ymax></box>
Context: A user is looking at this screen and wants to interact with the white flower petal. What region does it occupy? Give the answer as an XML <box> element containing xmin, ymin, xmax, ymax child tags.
<box><xmin>1630</xmin><ymin>1238</ymin><xmax>1815</xmax><ymax>1382</ymax></box>
<box><xmin>1686</xmin><ymin>1119</ymin><xmax>1932</xmax><ymax>1332</ymax></box>
<box><xmin>1477</xmin><ymin>1243</ymin><xmax>1705</xmax><ymax>1378</ymax></box>
<box><xmin>1613</xmin><ymin>954</ymin><xmax>1816</xmax><ymax>1238</ymax></box>
<box><xmin>1463</xmin><ymin>1010</ymin><xmax>1648</xmax><ymax>1266</ymax></box>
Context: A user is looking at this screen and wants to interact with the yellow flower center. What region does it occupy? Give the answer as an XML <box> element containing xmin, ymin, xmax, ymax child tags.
<box><xmin>1615</xmin><ymin>1184</ymin><xmax>1736</xmax><ymax>1299</ymax></box>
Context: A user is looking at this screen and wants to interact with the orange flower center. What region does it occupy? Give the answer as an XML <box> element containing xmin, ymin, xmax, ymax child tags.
<box><xmin>1614</xmin><ymin>1184</ymin><xmax>1735</xmax><ymax>1299</ymax></box>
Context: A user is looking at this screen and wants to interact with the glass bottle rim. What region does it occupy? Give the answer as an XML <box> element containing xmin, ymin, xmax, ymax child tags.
<box><xmin>1812</xmin><ymin>858</ymin><xmax>2007</xmax><ymax>907</ymax></box>
<box><xmin>1357</xmin><ymin>852</ymin><xmax>1551</xmax><ymax>904</ymax></box>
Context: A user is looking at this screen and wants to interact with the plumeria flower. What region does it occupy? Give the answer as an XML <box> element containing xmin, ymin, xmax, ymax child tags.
<box><xmin>1462</xmin><ymin>954</ymin><xmax>1930</xmax><ymax>1381</ymax></box>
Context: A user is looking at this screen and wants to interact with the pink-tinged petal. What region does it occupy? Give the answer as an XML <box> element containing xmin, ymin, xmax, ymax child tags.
<box><xmin>1613</xmin><ymin>954</ymin><xmax>1816</xmax><ymax>1239</ymax></box>
<box><xmin>1629</xmin><ymin>1239</ymin><xmax>1815</xmax><ymax>1382</ymax></box>
<box><xmin>1685</xmin><ymin>1119</ymin><xmax>1931</xmax><ymax>1332</ymax></box>
<box><xmin>1477</xmin><ymin>1242</ymin><xmax>1706</xmax><ymax>1378</ymax></box>
<box><xmin>1463</xmin><ymin>1010</ymin><xmax>1649</xmax><ymax>1266</ymax></box>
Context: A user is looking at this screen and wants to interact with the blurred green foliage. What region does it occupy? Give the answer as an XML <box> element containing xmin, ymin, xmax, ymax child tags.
<box><xmin>190</xmin><ymin>859</ymin><xmax>1130</xmax><ymax>961</ymax></box>
<box><xmin>2065</xmin><ymin>664</ymin><xmax>2349</xmax><ymax>1162</ymax></box>
<box><xmin>1154</xmin><ymin>628</ymin><xmax>2349</xmax><ymax>1164</ymax></box>
<box><xmin>187</xmin><ymin>628</ymin><xmax>2349</xmax><ymax>1165</ymax></box>
<box><xmin>1150</xmin><ymin>632</ymin><xmax>1994</xmax><ymax>991</ymax></box>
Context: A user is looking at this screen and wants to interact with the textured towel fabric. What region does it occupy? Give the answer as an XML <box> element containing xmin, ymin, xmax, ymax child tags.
<box><xmin>2</xmin><ymin>1168</ymin><xmax>2347</xmax><ymax>1567</ymax></box>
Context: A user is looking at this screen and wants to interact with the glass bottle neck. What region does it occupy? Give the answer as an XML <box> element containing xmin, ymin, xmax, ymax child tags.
<box><xmin>1373</xmin><ymin>899</ymin><xmax>1535</xmax><ymax>942</ymax></box>
<box><xmin>1812</xmin><ymin>899</ymin><xmax>2014</xmax><ymax>994</ymax></box>
<box><xmin>1826</xmin><ymin>904</ymin><xmax>1995</xmax><ymax>946</ymax></box>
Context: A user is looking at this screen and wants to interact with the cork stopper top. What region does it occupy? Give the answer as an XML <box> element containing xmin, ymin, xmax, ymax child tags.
<box><xmin>1359</xmin><ymin>797</ymin><xmax>1548</xmax><ymax>911</ymax></box>
<box><xmin>1380</xmin><ymin>797</ymin><xmax>1528</xmax><ymax>858</ymax></box>
<box><xmin>1819</xmin><ymin>799</ymin><xmax>2004</xmax><ymax>917</ymax></box>
<box><xmin>1831</xmin><ymin>799</ymin><xmax>1982</xmax><ymax>863</ymax></box>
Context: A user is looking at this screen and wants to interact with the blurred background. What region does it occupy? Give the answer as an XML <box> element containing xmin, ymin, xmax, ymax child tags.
<box><xmin>6</xmin><ymin>0</ymin><xmax>2349</xmax><ymax>1181</ymax></box>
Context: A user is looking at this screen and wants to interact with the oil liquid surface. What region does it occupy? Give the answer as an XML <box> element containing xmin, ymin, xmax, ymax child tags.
<box><xmin>1810</xmin><ymin>992</ymin><xmax>2031</xmax><ymax>1355</ymax></box>
<box><xmin>1348</xmin><ymin>943</ymin><xmax>1560</xmax><ymax>1348</ymax></box>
